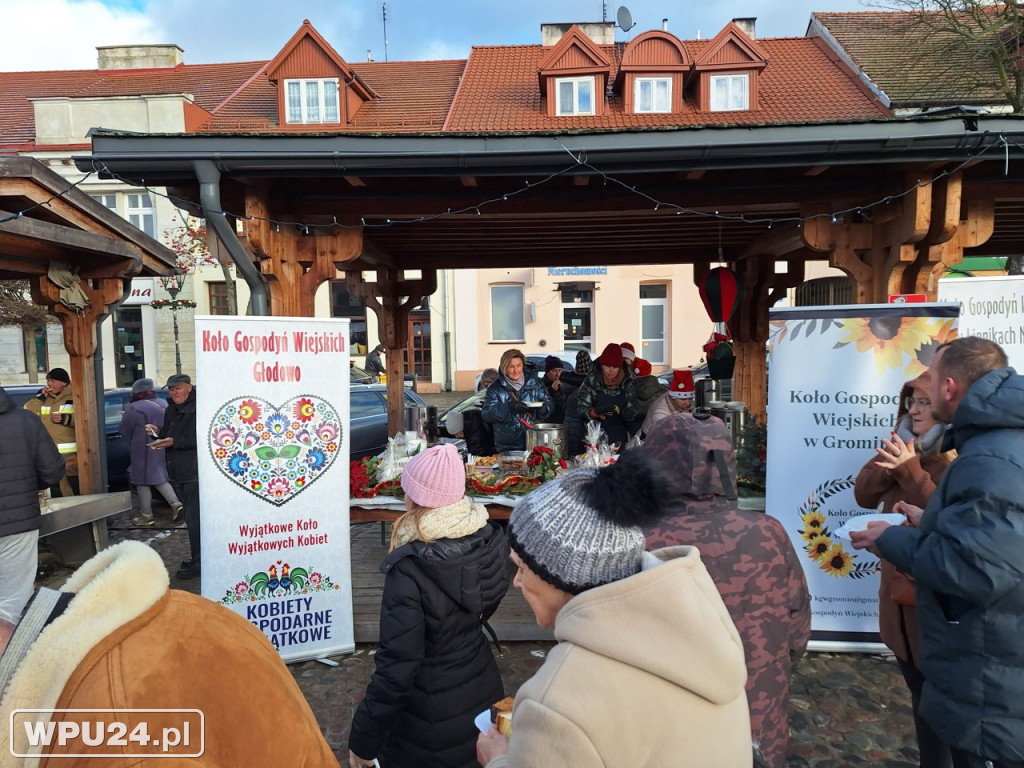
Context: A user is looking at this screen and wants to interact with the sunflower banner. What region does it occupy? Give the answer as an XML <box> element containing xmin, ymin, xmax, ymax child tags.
<box><xmin>765</xmin><ymin>302</ymin><xmax>959</xmax><ymax>651</ymax></box>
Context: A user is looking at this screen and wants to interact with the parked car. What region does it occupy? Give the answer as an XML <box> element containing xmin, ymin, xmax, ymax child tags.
<box><xmin>349</xmin><ymin>383</ymin><xmax>428</xmax><ymax>459</ymax></box>
<box><xmin>473</xmin><ymin>349</ymin><xmax>589</xmax><ymax>391</ymax></box>
<box><xmin>3</xmin><ymin>383</ymin><xmax>168</xmax><ymax>488</ymax></box>
<box><xmin>349</xmin><ymin>363</ymin><xmax>377</xmax><ymax>385</ymax></box>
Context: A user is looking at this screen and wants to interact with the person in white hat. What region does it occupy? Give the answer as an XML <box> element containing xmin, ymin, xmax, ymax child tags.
<box><xmin>640</xmin><ymin>369</ymin><xmax>695</xmax><ymax>437</ymax></box>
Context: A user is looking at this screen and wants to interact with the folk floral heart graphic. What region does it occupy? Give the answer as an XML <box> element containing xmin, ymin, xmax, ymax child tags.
<box><xmin>208</xmin><ymin>395</ymin><xmax>342</xmax><ymax>505</ymax></box>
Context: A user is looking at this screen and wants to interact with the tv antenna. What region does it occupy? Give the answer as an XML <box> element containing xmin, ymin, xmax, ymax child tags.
<box><xmin>382</xmin><ymin>3</ymin><xmax>389</xmax><ymax>62</ymax></box>
<box><xmin>617</xmin><ymin>5</ymin><xmax>635</xmax><ymax>32</ymax></box>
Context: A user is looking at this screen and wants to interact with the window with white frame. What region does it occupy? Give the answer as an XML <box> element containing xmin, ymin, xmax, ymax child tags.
<box><xmin>92</xmin><ymin>192</ymin><xmax>156</xmax><ymax>238</ymax></box>
<box><xmin>634</xmin><ymin>77</ymin><xmax>672</xmax><ymax>113</ymax></box>
<box><xmin>639</xmin><ymin>284</ymin><xmax>667</xmax><ymax>365</ymax></box>
<box><xmin>126</xmin><ymin>192</ymin><xmax>156</xmax><ymax>237</ymax></box>
<box><xmin>285</xmin><ymin>78</ymin><xmax>340</xmax><ymax>124</ymax></box>
<box><xmin>555</xmin><ymin>77</ymin><xmax>595</xmax><ymax>116</ymax></box>
<box><xmin>490</xmin><ymin>284</ymin><xmax>525</xmax><ymax>342</ymax></box>
<box><xmin>710</xmin><ymin>74</ymin><xmax>749</xmax><ymax>112</ymax></box>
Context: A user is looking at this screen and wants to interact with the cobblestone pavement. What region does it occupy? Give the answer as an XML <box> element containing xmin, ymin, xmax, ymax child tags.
<box><xmin>37</xmin><ymin>513</ymin><xmax>919</xmax><ymax>768</ymax></box>
<box><xmin>32</xmin><ymin>391</ymin><xmax>920</xmax><ymax>767</ymax></box>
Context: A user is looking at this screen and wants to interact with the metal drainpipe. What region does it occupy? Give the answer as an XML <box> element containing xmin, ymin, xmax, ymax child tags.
<box><xmin>194</xmin><ymin>160</ymin><xmax>269</xmax><ymax>316</ymax></box>
<box><xmin>442</xmin><ymin>268</ymin><xmax>452</xmax><ymax>391</ymax></box>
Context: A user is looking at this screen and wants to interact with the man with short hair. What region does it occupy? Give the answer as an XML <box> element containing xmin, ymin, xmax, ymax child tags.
<box><xmin>852</xmin><ymin>337</ymin><xmax>1024</xmax><ymax>768</ymax></box>
<box><xmin>364</xmin><ymin>344</ymin><xmax>385</xmax><ymax>377</ymax></box>
<box><xmin>23</xmin><ymin>367</ymin><xmax>77</xmax><ymax>496</ymax></box>
<box><xmin>0</xmin><ymin>383</ymin><xmax>66</xmax><ymax>625</ymax></box>
<box><xmin>149</xmin><ymin>373</ymin><xmax>201</xmax><ymax>580</ymax></box>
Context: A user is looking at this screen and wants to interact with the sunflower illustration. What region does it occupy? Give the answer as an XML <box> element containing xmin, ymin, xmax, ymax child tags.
<box><xmin>806</xmin><ymin>534</ymin><xmax>833</xmax><ymax>561</ymax></box>
<box><xmin>835</xmin><ymin>316</ymin><xmax>938</xmax><ymax>375</ymax></box>
<box><xmin>818</xmin><ymin>544</ymin><xmax>855</xmax><ymax>578</ymax></box>
<box><xmin>800</xmin><ymin>510</ymin><xmax>827</xmax><ymax>542</ymax></box>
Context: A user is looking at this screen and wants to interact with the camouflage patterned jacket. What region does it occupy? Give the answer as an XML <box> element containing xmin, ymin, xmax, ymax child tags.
<box><xmin>642</xmin><ymin>412</ymin><xmax>811</xmax><ymax>768</ymax></box>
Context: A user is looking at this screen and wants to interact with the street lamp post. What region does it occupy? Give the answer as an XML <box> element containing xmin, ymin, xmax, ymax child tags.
<box><xmin>156</xmin><ymin>271</ymin><xmax>193</xmax><ymax>376</ymax></box>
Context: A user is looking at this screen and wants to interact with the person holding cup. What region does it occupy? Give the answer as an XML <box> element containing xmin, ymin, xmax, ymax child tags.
<box><xmin>481</xmin><ymin>349</ymin><xmax>553</xmax><ymax>453</ymax></box>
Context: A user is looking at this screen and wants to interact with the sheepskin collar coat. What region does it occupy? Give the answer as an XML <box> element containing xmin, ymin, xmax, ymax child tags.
<box><xmin>0</xmin><ymin>541</ymin><xmax>338</xmax><ymax>767</ymax></box>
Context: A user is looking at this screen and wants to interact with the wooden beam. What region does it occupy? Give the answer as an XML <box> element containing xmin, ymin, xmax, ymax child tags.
<box><xmin>460</xmin><ymin>176</ymin><xmax>478</xmax><ymax>187</ymax></box>
<box><xmin>344</xmin><ymin>176</ymin><xmax>366</xmax><ymax>187</ymax></box>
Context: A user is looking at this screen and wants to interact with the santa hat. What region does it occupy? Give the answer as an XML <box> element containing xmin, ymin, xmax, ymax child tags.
<box><xmin>668</xmin><ymin>369</ymin><xmax>696</xmax><ymax>399</ymax></box>
<box><xmin>631</xmin><ymin>358</ymin><xmax>652</xmax><ymax>377</ymax></box>
<box><xmin>620</xmin><ymin>342</ymin><xmax>637</xmax><ymax>362</ymax></box>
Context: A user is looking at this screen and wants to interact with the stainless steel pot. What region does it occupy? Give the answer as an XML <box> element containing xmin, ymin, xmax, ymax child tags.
<box><xmin>526</xmin><ymin>423</ymin><xmax>568</xmax><ymax>459</ymax></box>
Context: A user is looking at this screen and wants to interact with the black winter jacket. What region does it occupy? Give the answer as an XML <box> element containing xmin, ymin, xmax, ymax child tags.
<box><xmin>480</xmin><ymin>375</ymin><xmax>553</xmax><ymax>453</ymax></box>
<box><xmin>878</xmin><ymin>368</ymin><xmax>1024</xmax><ymax>762</ymax></box>
<box><xmin>0</xmin><ymin>386</ymin><xmax>65</xmax><ymax>537</ymax></box>
<box><xmin>348</xmin><ymin>522</ymin><xmax>510</xmax><ymax>768</ymax></box>
<box><xmin>160</xmin><ymin>388</ymin><xmax>198</xmax><ymax>482</ymax></box>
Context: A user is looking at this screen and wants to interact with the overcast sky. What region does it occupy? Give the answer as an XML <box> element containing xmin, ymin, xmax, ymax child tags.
<box><xmin>0</xmin><ymin>0</ymin><xmax>873</xmax><ymax>71</ymax></box>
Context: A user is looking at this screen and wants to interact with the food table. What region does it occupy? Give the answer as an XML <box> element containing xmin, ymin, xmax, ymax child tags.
<box><xmin>349</xmin><ymin>494</ymin><xmax>517</xmax><ymax>522</ymax></box>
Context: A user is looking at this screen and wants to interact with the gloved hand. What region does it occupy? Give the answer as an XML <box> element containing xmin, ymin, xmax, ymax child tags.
<box><xmin>590</xmin><ymin>405</ymin><xmax>620</xmax><ymax>419</ymax></box>
<box><xmin>510</xmin><ymin>399</ymin><xmax>528</xmax><ymax>413</ymax></box>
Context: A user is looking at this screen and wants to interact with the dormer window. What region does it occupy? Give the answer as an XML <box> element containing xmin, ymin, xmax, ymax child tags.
<box><xmin>710</xmin><ymin>74</ymin><xmax>749</xmax><ymax>111</ymax></box>
<box><xmin>634</xmin><ymin>77</ymin><xmax>672</xmax><ymax>113</ymax></box>
<box><xmin>556</xmin><ymin>77</ymin><xmax>596</xmax><ymax>116</ymax></box>
<box><xmin>285</xmin><ymin>78</ymin><xmax>340</xmax><ymax>124</ymax></box>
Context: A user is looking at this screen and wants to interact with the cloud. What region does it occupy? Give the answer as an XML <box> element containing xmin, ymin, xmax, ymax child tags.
<box><xmin>0</xmin><ymin>0</ymin><xmax>157</xmax><ymax>71</ymax></box>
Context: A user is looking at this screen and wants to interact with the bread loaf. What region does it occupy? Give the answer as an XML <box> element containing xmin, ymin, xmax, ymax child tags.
<box><xmin>490</xmin><ymin>696</ymin><xmax>514</xmax><ymax>737</ymax></box>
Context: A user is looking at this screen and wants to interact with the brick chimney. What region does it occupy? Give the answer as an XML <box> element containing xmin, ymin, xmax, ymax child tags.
<box><xmin>97</xmin><ymin>44</ymin><xmax>184</xmax><ymax>70</ymax></box>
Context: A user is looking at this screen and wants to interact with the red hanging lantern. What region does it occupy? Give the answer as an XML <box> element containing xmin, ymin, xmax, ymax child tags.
<box><xmin>698</xmin><ymin>268</ymin><xmax>743</xmax><ymax>380</ymax></box>
<box><xmin>698</xmin><ymin>267</ymin><xmax>742</xmax><ymax>326</ymax></box>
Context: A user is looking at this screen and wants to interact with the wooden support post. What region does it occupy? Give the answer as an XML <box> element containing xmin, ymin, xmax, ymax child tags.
<box><xmin>31</xmin><ymin>276</ymin><xmax>125</xmax><ymax>495</ymax></box>
<box><xmin>347</xmin><ymin>269</ymin><xmax>438</xmax><ymax>436</ymax></box>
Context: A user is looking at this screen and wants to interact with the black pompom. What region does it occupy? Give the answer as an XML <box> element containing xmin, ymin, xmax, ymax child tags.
<box><xmin>582</xmin><ymin>448</ymin><xmax>665</xmax><ymax>528</ymax></box>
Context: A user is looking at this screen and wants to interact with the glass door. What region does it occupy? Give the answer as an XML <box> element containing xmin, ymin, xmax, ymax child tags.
<box><xmin>562</xmin><ymin>305</ymin><xmax>592</xmax><ymax>351</ymax></box>
<box><xmin>113</xmin><ymin>307</ymin><xmax>145</xmax><ymax>387</ymax></box>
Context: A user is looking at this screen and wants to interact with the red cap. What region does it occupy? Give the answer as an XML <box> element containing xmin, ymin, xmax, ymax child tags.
<box><xmin>668</xmin><ymin>369</ymin><xmax>695</xmax><ymax>399</ymax></box>
<box><xmin>620</xmin><ymin>342</ymin><xmax>636</xmax><ymax>361</ymax></box>
<box><xmin>632</xmin><ymin>358</ymin><xmax>652</xmax><ymax>377</ymax></box>
<box><xmin>597</xmin><ymin>343</ymin><xmax>623</xmax><ymax>367</ymax></box>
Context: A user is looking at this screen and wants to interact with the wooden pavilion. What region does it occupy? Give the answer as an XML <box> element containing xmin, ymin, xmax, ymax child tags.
<box><xmin>0</xmin><ymin>156</ymin><xmax>177</xmax><ymax>492</ymax></box>
<box><xmin>80</xmin><ymin>113</ymin><xmax>1024</xmax><ymax>428</ymax></box>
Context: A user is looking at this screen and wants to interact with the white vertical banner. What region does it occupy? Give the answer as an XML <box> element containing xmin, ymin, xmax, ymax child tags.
<box><xmin>196</xmin><ymin>315</ymin><xmax>353</xmax><ymax>661</ymax></box>
<box><xmin>766</xmin><ymin>303</ymin><xmax>958</xmax><ymax>650</ymax></box>
<box><xmin>938</xmin><ymin>274</ymin><xmax>1024</xmax><ymax>369</ymax></box>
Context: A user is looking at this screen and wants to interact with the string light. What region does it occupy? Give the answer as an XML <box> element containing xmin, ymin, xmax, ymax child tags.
<box><xmin>5</xmin><ymin>137</ymin><xmax>1009</xmax><ymax>231</ymax></box>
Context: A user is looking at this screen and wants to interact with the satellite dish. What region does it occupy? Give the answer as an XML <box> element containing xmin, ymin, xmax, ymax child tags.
<box><xmin>617</xmin><ymin>5</ymin><xmax>635</xmax><ymax>32</ymax></box>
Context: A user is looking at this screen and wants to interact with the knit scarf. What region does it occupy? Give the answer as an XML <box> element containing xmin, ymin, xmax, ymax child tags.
<box><xmin>894</xmin><ymin>415</ymin><xmax>946</xmax><ymax>456</ymax></box>
<box><xmin>506</xmin><ymin>375</ymin><xmax>525</xmax><ymax>392</ymax></box>
<box><xmin>390</xmin><ymin>496</ymin><xmax>490</xmax><ymax>549</ymax></box>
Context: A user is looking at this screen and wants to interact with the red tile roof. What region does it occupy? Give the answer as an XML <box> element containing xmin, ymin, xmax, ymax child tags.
<box><xmin>811</xmin><ymin>10</ymin><xmax>1007</xmax><ymax>109</ymax></box>
<box><xmin>444</xmin><ymin>37</ymin><xmax>888</xmax><ymax>133</ymax></box>
<box><xmin>0</xmin><ymin>22</ymin><xmax>891</xmax><ymax>150</ymax></box>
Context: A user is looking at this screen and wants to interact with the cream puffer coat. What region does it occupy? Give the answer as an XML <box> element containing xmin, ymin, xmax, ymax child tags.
<box><xmin>486</xmin><ymin>545</ymin><xmax>752</xmax><ymax>768</ymax></box>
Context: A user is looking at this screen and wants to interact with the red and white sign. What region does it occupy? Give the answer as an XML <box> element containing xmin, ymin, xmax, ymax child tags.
<box><xmin>888</xmin><ymin>293</ymin><xmax>927</xmax><ymax>303</ymax></box>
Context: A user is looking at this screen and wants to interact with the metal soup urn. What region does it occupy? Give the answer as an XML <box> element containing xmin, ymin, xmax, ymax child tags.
<box><xmin>526</xmin><ymin>423</ymin><xmax>568</xmax><ymax>460</ymax></box>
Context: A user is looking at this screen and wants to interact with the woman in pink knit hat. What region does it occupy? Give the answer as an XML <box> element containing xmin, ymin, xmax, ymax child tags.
<box><xmin>348</xmin><ymin>443</ymin><xmax>510</xmax><ymax>768</ymax></box>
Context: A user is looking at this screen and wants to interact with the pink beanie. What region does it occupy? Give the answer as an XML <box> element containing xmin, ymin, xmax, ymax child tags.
<box><xmin>401</xmin><ymin>443</ymin><xmax>465</xmax><ymax>508</ymax></box>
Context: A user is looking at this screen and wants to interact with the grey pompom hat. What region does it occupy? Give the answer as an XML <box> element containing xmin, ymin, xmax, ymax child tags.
<box><xmin>508</xmin><ymin>467</ymin><xmax>646</xmax><ymax>594</ymax></box>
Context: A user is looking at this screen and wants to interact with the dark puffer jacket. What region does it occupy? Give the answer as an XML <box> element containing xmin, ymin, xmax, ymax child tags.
<box><xmin>878</xmin><ymin>367</ymin><xmax>1024</xmax><ymax>762</ymax></box>
<box><xmin>642</xmin><ymin>412</ymin><xmax>810</xmax><ymax>768</ymax></box>
<box><xmin>0</xmin><ymin>385</ymin><xmax>66</xmax><ymax>537</ymax></box>
<box><xmin>160</xmin><ymin>387</ymin><xmax>198</xmax><ymax>482</ymax></box>
<box><xmin>480</xmin><ymin>375</ymin><xmax>553</xmax><ymax>453</ymax></box>
<box><xmin>348</xmin><ymin>522</ymin><xmax>510</xmax><ymax>768</ymax></box>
